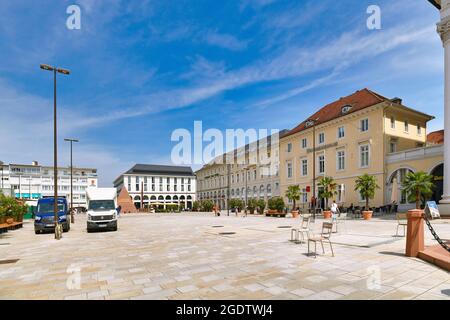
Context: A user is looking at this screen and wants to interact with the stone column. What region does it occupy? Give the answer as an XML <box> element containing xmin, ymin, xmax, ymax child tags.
<box><xmin>437</xmin><ymin>0</ymin><xmax>450</xmax><ymax>216</ymax></box>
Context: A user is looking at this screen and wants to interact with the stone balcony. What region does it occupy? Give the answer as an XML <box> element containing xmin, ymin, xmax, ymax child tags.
<box><xmin>386</xmin><ymin>144</ymin><xmax>444</xmax><ymax>164</ymax></box>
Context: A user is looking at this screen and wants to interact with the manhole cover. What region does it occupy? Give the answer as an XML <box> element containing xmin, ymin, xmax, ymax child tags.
<box><xmin>212</xmin><ymin>226</ymin><xmax>224</xmax><ymax>228</ymax></box>
<box><xmin>277</xmin><ymin>226</ymin><xmax>292</xmax><ymax>229</ymax></box>
<box><xmin>0</xmin><ymin>259</ymin><xmax>19</xmax><ymax>265</ymax></box>
<box><xmin>219</xmin><ymin>232</ymin><xmax>236</xmax><ymax>235</ymax></box>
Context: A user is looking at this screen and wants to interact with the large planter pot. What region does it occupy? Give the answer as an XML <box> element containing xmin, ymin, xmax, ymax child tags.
<box><xmin>0</xmin><ymin>216</ymin><xmax>6</xmax><ymax>224</ymax></box>
<box><xmin>6</xmin><ymin>217</ymin><xmax>14</xmax><ymax>225</ymax></box>
<box><xmin>291</xmin><ymin>210</ymin><xmax>299</xmax><ymax>218</ymax></box>
<box><xmin>362</xmin><ymin>211</ymin><xmax>373</xmax><ymax>220</ymax></box>
<box><xmin>16</xmin><ymin>214</ymin><xmax>23</xmax><ymax>222</ymax></box>
<box><xmin>323</xmin><ymin>211</ymin><xmax>332</xmax><ymax>219</ymax></box>
<box><xmin>267</xmin><ymin>209</ymin><xmax>278</xmax><ymax>215</ymax></box>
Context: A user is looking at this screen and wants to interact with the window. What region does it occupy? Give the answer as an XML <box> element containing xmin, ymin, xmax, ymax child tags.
<box><xmin>341</xmin><ymin>105</ymin><xmax>352</xmax><ymax>114</ymax></box>
<box><xmin>337</xmin><ymin>150</ymin><xmax>345</xmax><ymax>171</ymax></box>
<box><xmin>390</xmin><ymin>117</ymin><xmax>395</xmax><ymax>129</ymax></box>
<box><xmin>361</xmin><ymin>118</ymin><xmax>369</xmax><ymax>132</ymax></box>
<box><xmin>318</xmin><ymin>155</ymin><xmax>325</xmax><ymax>174</ymax></box>
<box><xmin>337</xmin><ymin>184</ymin><xmax>345</xmax><ymax>203</ymax></box>
<box><xmin>360</xmin><ymin>144</ymin><xmax>370</xmax><ymax>168</ymax></box>
<box><xmin>287</xmin><ymin>143</ymin><xmax>292</xmax><ymax>152</ymax></box>
<box><xmin>253</xmin><ymin>170</ymin><xmax>257</xmax><ymax>180</ymax></box>
<box><xmin>318</xmin><ymin>133</ymin><xmax>325</xmax><ymax>144</ymax></box>
<box><xmin>301</xmin><ymin>159</ymin><xmax>308</xmax><ymax>176</ymax></box>
<box><xmin>127</xmin><ymin>176</ymin><xmax>131</xmax><ymax>190</ymax></box>
<box><xmin>417</xmin><ymin>125</ymin><xmax>422</xmax><ymax>135</ymax></box>
<box><xmin>338</xmin><ymin>126</ymin><xmax>345</xmax><ymax>139</ymax></box>
<box><xmin>287</xmin><ymin>161</ymin><xmax>293</xmax><ymax>178</ymax></box>
<box><xmin>135</xmin><ymin>176</ymin><xmax>140</xmax><ymax>191</ymax></box>
<box><xmin>301</xmin><ymin>138</ymin><xmax>307</xmax><ymax>149</ymax></box>
<box><xmin>143</xmin><ymin>177</ymin><xmax>148</xmax><ymax>191</ymax></box>
<box><xmin>390</xmin><ymin>142</ymin><xmax>397</xmax><ymax>153</ymax></box>
<box><xmin>301</xmin><ymin>188</ymin><xmax>308</xmax><ymax>203</ymax></box>
<box><xmin>404</xmin><ymin>121</ymin><xmax>409</xmax><ymax>133</ymax></box>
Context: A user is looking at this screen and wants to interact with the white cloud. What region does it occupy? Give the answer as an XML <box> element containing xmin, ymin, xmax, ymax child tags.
<box><xmin>204</xmin><ymin>31</ymin><xmax>248</xmax><ymax>51</ymax></box>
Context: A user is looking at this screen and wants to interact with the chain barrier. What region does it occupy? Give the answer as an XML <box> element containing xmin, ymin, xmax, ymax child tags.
<box><xmin>423</xmin><ymin>215</ymin><xmax>450</xmax><ymax>253</ymax></box>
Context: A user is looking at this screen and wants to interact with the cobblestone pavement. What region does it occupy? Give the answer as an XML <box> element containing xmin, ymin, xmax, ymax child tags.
<box><xmin>0</xmin><ymin>213</ymin><xmax>449</xmax><ymax>300</ymax></box>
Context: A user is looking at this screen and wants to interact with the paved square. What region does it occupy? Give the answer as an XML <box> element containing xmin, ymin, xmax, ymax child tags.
<box><xmin>0</xmin><ymin>213</ymin><xmax>449</xmax><ymax>300</ymax></box>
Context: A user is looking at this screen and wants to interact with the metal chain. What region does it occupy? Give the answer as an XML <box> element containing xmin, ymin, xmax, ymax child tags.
<box><xmin>423</xmin><ymin>215</ymin><xmax>450</xmax><ymax>253</ymax></box>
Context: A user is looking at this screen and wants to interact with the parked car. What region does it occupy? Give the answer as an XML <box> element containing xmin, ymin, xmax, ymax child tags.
<box><xmin>34</xmin><ymin>197</ymin><xmax>70</xmax><ymax>234</ymax></box>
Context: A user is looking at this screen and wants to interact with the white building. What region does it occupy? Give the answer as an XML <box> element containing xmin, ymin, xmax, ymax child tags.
<box><xmin>0</xmin><ymin>161</ymin><xmax>98</xmax><ymax>208</ymax></box>
<box><xmin>113</xmin><ymin>164</ymin><xmax>196</xmax><ymax>210</ymax></box>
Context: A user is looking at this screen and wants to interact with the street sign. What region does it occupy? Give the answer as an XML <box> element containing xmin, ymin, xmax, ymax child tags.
<box><xmin>425</xmin><ymin>201</ymin><xmax>441</xmax><ymax>220</ymax></box>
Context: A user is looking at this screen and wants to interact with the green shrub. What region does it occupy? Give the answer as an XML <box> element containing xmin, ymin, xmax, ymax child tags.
<box><xmin>229</xmin><ymin>199</ymin><xmax>244</xmax><ymax>210</ymax></box>
<box><xmin>268</xmin><ymin>197</ymin><xmax>284</xmax><ymax>212</ymax></box>
<box><xmin>247</xmin><ymin>198</ymin><xmax>258</xmax><ymax>213</ymax></box>
<box><xmin>201</xmin><ymin>200</ymin><xmax>214</xmax><ymax>212</ymax></box>
<box><xmin>192</xmin><ymin>200</ymin><xmax>201</xmax><ymax>211</ymax></box>
<box><xmin>256</xmin><ymin>199</ymin><xmax>266</xmax><ymax>213</ymax></box>
<box><xmin>0</xmin><ymin>193</ymin><xmax>27</xmax><ymax>219</ymax></box>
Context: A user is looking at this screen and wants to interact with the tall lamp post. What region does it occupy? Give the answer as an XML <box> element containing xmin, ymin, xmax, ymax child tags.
<box><xmin>40</xmin><ymin>64</ymin><xmax>70</xmax><ymax>240</ymax></box>
<box><xmin>0</xmin><ymin>161</ymin><xmax>4</xmax><ymax>190</ymax></box>
<box><xmin>306</xmin><ymin>118</ymin><xmax>319</xmax><ymax>221</ymax></box>
<box><xmin>64</xmin><ymin>138</ymin><xmax>78</xmax><ymax>223</ymax></box>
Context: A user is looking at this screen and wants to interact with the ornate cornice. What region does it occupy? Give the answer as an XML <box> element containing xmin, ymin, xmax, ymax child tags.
<box><xmin>437</xmin><ymin>17</ymin><xmax>450</xmax><ymax>44</ymax></box>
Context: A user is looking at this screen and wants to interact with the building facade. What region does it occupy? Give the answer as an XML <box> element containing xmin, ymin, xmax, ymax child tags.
<box><xmin>196</xmin><ymin>131</ymin><xmax>287</xmax><ymax>209</ymax></box>
<box><xmin>113</xmin><ymin>164</ymin><xmax>196</xmax><ymax>210</ymax></box>
<box><xmin>0</xmin><ymin>161</ymin><xmax>98</xmax><ymax>208</ymax></box>
<box><xmin>279</xmin><ymin>88</ymin><xmax>444</xmax><ymax>212</ymax></box>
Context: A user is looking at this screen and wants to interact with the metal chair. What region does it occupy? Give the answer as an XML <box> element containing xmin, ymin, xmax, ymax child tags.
<box><xmin>308</xmin><ymin>222</ymin><xmax>335</xmax><ymax>258</ymax></box>
<box><xmin>396</xmin><ymin>213</ymin><xmax>407</xmax><ymax>237</ymax></box>
<box><xmin>290</xmin><ymin>216</ymin><xmax>311</xmax><ymax>244</ymax></box>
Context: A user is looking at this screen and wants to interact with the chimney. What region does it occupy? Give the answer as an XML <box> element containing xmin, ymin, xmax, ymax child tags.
<box><xmin>31</xmin><ymin>161</ymin><xmax>39</xmax><ymax>166</ymax></box>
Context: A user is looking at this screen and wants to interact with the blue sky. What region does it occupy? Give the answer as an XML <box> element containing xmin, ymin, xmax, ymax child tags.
<box><xmin>0</xmin><ymin>0</ymin><xmax>444</xmax><ymax>186</ymax></box>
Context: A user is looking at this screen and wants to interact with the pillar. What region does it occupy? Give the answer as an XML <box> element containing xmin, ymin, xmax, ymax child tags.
<box><xmin>405</xmin><ymin>209</ymin><xmax>425</xmax><ymax>257</ymax></box>
<box><xmin>437</xmin><ymin>0</ymin><xmax>450</xmax><ymax>217</ymax></box>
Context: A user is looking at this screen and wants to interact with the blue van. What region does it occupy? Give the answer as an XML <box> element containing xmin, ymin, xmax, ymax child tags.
<box><xmin>34</xmin><ymin>197</ymin><xmax>70</xmax><ymax>234</ymax></box>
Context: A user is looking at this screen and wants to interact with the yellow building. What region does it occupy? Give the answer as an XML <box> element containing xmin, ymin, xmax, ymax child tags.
<box><xmin>279</xmin><ymin>88</ymin><xmax>444</xmax><ymax>212</ymax></box>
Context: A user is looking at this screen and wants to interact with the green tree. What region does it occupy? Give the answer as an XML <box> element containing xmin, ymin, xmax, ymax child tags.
<box><xmin>192</xmin><ymin>200</ymin><xmax>201</xmax><ymax>212</ymax></box>
<box><xmin>285</xmin><ymin>185</ymin><xmax>301</xmax><ymax>211</ymax></box>
<box><xmin>318</xmin><ymin>176</ymin><xmax>337</xmax><ymax>210</ymax></box>
<box><xmin>201</xmin><ymin>200</ymin><xmax>214</xmax><ymax>212</ymax></box>
<box><xmin>229</xmin><ymin>199</ymin><xmax>244</xmax><ymax>210</ymax></box>
<box><xmin>256</xmin><ymin>199</ymin><xmax>266</xmax><ymax>213</ymax></box>
<box><xmin>402</xmin><ymin>171</ymin><xmax>434</xmax><ymax>209</ymax></box>
<box><xmin>247</xmin><ymin>198</ymin><xmax>258</xmax><ymax>214</ymax></box>
<box><xmin>354</xmin><ymin>174</ymin><xmax>380</xmax><ymax>211</ymax></box>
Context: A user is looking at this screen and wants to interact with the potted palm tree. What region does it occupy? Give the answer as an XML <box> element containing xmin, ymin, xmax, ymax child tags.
<box><xmin>285</xmin><ymin>185</ymin><xmax>301</xmax><ymax>218</ymax></box>
<box><xmin>247</xmin><ymin>198</ymin><xmax>258</xmax><ymax>214</ymax></box>
<box><xmin>402</xmin><ymin>171</ymin><xmax>434</xmax><ymax>209</ymax></box>
<box><xmin>318</xmin><ymin>176</ymin><xmax>337</xmax><ymax>219</ymax></box>
<box><xmin>256</xmin><ymin>199</ymin><xmax>266</xmax><ymax>214</ymax></box>
<box><xmin>354</xmin><ymin>174</ymin><xmax>380</xmax><ymax>220</ymax></box>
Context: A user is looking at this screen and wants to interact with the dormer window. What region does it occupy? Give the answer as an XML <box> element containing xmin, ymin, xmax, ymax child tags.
<box><xmin>341</xmin><ymin>105</ymin><xmax>352</xmax><ymax>114</ymax></box>
<box><xmin>305</xmin><ymin>120</ymin><xmax>315</xmax><ymax>127</ymax></box>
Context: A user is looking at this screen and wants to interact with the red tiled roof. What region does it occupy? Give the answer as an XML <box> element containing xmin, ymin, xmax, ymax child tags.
<box><xmin>427</xmin><ymin>130</ymin><xmax>444</xmax><ymax>145</ymax></box>
<box><xmin>283</xmin><ymin>88</ymin><xmax>389</xmax><ymax>138</ymax></box>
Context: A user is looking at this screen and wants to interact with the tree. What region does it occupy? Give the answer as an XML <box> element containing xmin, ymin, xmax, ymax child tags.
<box><xmin>402</xmin><ymin>171</ymin><xmax>434</xmax><ymax>209</ymax></box>
<box><xmin>229</xmin><ymin>199</ymin><xmax>244</xmax><ymax>210</ymax></box>
<box><xmin>256</xmin><ymin>199</ymin><xmax>266</xmax><ymax>213</ymax></box>
<box><xmin>354</xmin><ymin>174</ymin><xmax>380</xmax><ymax>211</ymax></box>
<box><xmin>285</xmin><ymin>185</ymin><xmax>301</xmax><ymax>211</ymax></box>
<box><xmin>247</xmin><ymin>198</ymin><xmax>258</xmax><ymax>214</ymax></box>
<box><xmin>201</xmin><ymin>200</ymin><xmax>214</xmax><ymax>212</ymax></box>
<box><xmin>318</xmin><ymin>176</ymin><xmax>337</xmax><ymax>210</ymax></box>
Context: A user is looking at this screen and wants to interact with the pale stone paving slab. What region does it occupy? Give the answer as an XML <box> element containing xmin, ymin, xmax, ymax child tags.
<box><xmin>0</xmin><ymin>213</ymin><xmax>449</xmax><ymax>300</ymax></box>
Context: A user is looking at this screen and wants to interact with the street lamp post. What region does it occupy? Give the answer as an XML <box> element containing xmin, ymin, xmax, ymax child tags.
<box><xmin>64</xmin><ymin>138</ymin><xmax>78</xmax><ymax>223</ymax></box>
<box><xmin>0</xmin><ymin>161</ymin><xmax>3</xmax><ymax>190</ymax></box>
<box><xmin>40</xmin><ymin>64</ymin><xmax>70</xmax><ymax>240</ymax></box>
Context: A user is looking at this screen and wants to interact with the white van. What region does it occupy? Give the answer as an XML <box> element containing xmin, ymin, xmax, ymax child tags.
<box><xmin>86</xmin><ymin>187</ymin><xmax>118</xmax><ymax>232</ymax></box>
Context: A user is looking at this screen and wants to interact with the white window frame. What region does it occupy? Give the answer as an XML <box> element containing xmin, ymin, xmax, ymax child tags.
<box><xmin>336</xmin><ymin>149</ymin><xmax>345</xmax><ymax>171</ymax></box>
<box><xmin>337</xmin><ymin>126</ymin><xmax>345</xmax><ymax>139</ymax></box>
<box><xmin>301</xmin><ymin>158</ymin><xmax>308</xmax><ymax>176</ymax></box>
<box><xmin>301</xmin><ymin>138</ymin><xmax>307</xmax><ymax>149</ymax></box>
<box><xmin>359</xmin><ymin>144</ymin><xmax>370</xmax><ymax>168</ymax></box>
<box><xmin>390</xmin><ymin>116</ymin><xmax>395</xmax><ymax>129</ymax></box>
<box><xmin>404</xmin><ymin>121</ymin><xmax>409</xmax><ymax>133</ymax></box>
<box><xmin>318</xmin><ymin>132</ymin><xmax>325</xmax><ymax>145</ymax></box>
<box><xmin>417</xmin><ymin>124</ymin><xmax>422</xmax><ymax>136</ymax></box>
<box><xmin>286</xmin><ymin>161</ymin><xmax>293</xmax><ymax>179</ymax></box>
<box><xmin>361</xmin><ymin>118</ymin><xmax>369</xmax><ymax>132</ymax></box>
<box><xmin>287</xmin><ymin>143</ymin><xmax>292</xmax><ymax>153</ymax></box>
<box><xmin>318</xmin><ymin>154</ymin><xmax>325</xmax><ymax>174</ymax></box>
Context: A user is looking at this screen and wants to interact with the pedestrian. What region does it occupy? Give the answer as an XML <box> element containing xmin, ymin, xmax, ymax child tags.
<box><xmin>331</xmin><ymin>200</ymin><xmax>338</xmax><ymax>223</ymax></box>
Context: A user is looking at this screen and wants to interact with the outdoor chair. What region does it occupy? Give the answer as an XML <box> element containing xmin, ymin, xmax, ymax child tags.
<box><xmin>290</xmin><ymin>216</ymin><xmax>311</xmax><ymax>244</ymax></box>
<box><xmin>396</xmin><ymin>213</ymin><xmax>408</xmax><ymax>237</ymax></box>
<box><xmin>308</xmin><ymin>222</ymin><xmax>334</xmax><ymax>258</ymax></box>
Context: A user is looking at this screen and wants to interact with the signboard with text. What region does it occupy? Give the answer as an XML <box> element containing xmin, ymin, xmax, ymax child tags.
<box><xmin>425</xmin><ymin>201</ymin><xmax>441</xmax><ymax>220</ymax></box>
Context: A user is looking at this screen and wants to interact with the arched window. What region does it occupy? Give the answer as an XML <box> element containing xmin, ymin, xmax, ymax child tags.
<box><xmin>267</xmin><ymin>184</ymin><xmax>272</xmax><ymax>193</ymax></box>
<box><xmin>134</xmin><ymin>195</ymin><xmax>141</xmax><ymax>201</ymax></box>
